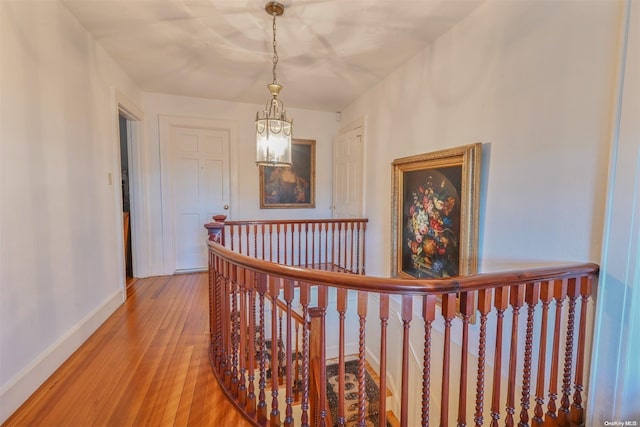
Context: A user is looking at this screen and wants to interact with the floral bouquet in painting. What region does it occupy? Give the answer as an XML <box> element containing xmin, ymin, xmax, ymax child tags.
<box><xmin>406</xmin><ymin>172</ymin><xmax>459</xmax><ymax>277</ymax></box>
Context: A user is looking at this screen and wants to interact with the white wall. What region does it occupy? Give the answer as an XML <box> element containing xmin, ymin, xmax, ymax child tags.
<box><xmin>141</xmin><ymin>92</ymin><xmax>338</xmax><ymax>276</ymax></box>
<box><xmin>342</xmin><ymin>0</ymin><xmax>619</xmax><ymax>276</ymax></box>
<box><xmin>340</xmin><ymin>0</ymin><xmax>627</xmax><ymax>420</ymax></box>
<box><xmin>0</xmin><ymin>2</ymin><xmax>141</xmax><ymax>422</ymax></box>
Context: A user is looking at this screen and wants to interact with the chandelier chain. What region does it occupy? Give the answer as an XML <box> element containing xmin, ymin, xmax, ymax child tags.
<box><xmin>272</xmin><ymin>12</ymin><xmax>278</xmax><ymax>85</ymax></box>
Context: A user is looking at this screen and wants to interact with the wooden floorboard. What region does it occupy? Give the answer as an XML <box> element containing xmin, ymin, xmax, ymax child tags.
<box><xmin>3</xmin><ymin>273</ymin><xmax>252</xmax><ymax>427</ymax></box>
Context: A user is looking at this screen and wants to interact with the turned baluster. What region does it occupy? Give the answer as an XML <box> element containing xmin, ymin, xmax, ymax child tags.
<box><xmin>256</xmin><ymin>274</ymin><xmax>268</xmax><ymax>424</ymax></box>
<box><xmin>215</xmin><ymin>256</ymin><xmax>225</xmax><ymax>371</ymax></box>
<box><xmin>570</xmin><ymin>275</ymin><xmax>592</xmax><ymax>425</ymax></box>
<box><xmin>440</xmin><ymin>293</ymin><xmax>456</xmax><ymax>427</ymax></box>
<box><xmin>311</xmin><ymin>223</ymin><xmax>317</xmax><ymax>267</ymax></box>
<box><xmin>347</xmin><ymin>221</ymin><xmax>354</xmax><ymax>272</ymax></box>
<box><xmin>300</xmin><ymin>283</ymin><xmax>311</xmax><ymax>427</ymax></box>
<box><xmin>290</xmin><ymin>223</ymin><xmax>295</xmax><ymax>265</ymax></box>
<box><xmin>379</xmin><ymin>294</ymin><xmax>390</xmax><ymax>427</ymax></box>
<box><xmin>229</xmin><ymin>224</ymin><xmax>236</xmax><ymax>251</ymax></box>
<box><xmin>337</xmin><ymin>288</ymin><xmax>348</xmax><ymax>426</ymax></box>
<box><xmin>294</xmin><ymin>321</ymin><xmax>300</xmax><ymax>402</ymax></box>
<box><xmin>249</xmin><ymin>224</ymin><xmax>254</xmax><ymax>257</ymax></box>
<box><xmin>559</xmin><ymin>278</ymin><xmax>579</xmax><ymax>426</ymax></box>
<box><xmin>458</xmin><ymin>291</ymin><xmax>474</xmax><ymax>427</ymax></box>
<box><xmin>278</xmin><ymin>313</ymin><xmax>285</xmax><ymax>386</ymax></box>
<box><xmin>211</xmin><ymin>252</ymin><xmax>217</xmax><ymax>342</ymax></box>
<box><xmin>355</xmin><ymin>222</ymin><xmax>362</xmax><ymax>274</ymax></box>
<box><xmin>238</xmin><ymin>225</ymin><xmax>243</xmax><ymax>255</ymax></box>
<box><xmin>533</xmin><ymin>281</ymin><xmax>553</xmax><ymax>427</ymax></box>
<box><xmin>230</xmin><ymin>265</ymin><xmax>240</xmax><ymax>396</ymax></box>
<box><xmin>305</xmin><ymin>223</ymin><xmax>310</xmax><ymax>267</ymax></box>
<box><xmin>286</xmin><ymin>224</ymin><xmax>292</xmax><ymax>265</ymax></box>
<box><xmin>475</xmin><ymin>289</ymin><xmax>492</xmax><ymax>427</ymax></box>
<box><xmin>223</xmin><ymin>261</ymin><xmax>233</xmax><ymax>388</ymax></box>
<box><xmin>506</xmin><ymin>284</ymin><xmax>525</xmax><ymax>427</ymax></box>
<box><xmin>246</xmin><ymin>270</ymin><xmax>257</xmax><ymax>417</ymax></box>
<box><xmin>266</xmin><ymin>224</ymin><xmax>272</xmax><ymax>262</ymax></box>
<box><xmin>358</xmin><ymin>291</ymin><xmax>369</xmax><ymax>427</ymax></box>
<box><xmin>253</xmin><ymin>224</ymin><xmax>258</xmax><ymax>260</ymax></box>
<box><xmin>331</xmin><ymin>223</ymin><xmax>337</xmax><ymax>268</ymax></box>
<box><xmin>337</xmin><ymin>222</ymin><xmax>343</xmax><ymax>269</ymax></box>
<box><xmin>210</xmin><ymin>254</ymin><xmax>218</xmax><ymax>360</ymax></box>
<box><xmin>283</xmin><ymin>279</ymin><xmax>295</xmax><ymax>427</ymax></box>
<box><xmin>361</xmin><ymin>222</ymin><xmax>367</xmax><ymax>275</ymax></box>
<box><xmin>490</xmin><ymin>286</ymin><xmax>509</xmax><ymax>426</ymax></box>
<box><xmin>276</xmin><ymin>224</ymin><xmax>281</xmax><ymax>264</ymax></box>
<box><xmin>259</xmin><ymin>224</ymin><xmax>265</xmax><ymax>261</ymax></box>
<box><xmin>546</xmin><ymin>279</ymin><xmax>567</xmax><ymax>424</ymax></box>
<box><xmin>269</xmin><ymin>277</ymin><xmax>281</xmax><ymax>426</ymax></box>
<box><xmin>343</xmin><ymin>221</ymin><xmax>349</xmax><ymax>269</ymax></box>
<box><xmin>422</xmin><ymin>294</ymin><xmax>436</xmax><ymax>427</ymax></box>
<box><xmin>297</xmin><ymin>223</ymin><xmax>302</xmax><ymax>266</ymax></box>
<box><xmin>317</xmin><ymin>285</ymin><xmax>329</xmax><ymax>426</ymax></box>
<box><xmin>299</xmin><ymin>223</ymin><xmax>309</xmax><ymax>267</ymax></box>
<box><xmin>237</xmin><ymin>267</ymin><xmax>247</xmax><ymax>405</ymax></box>
<box><xmin>519</xmin><ymin>282</ymin><xmax>540</xmax><ymax>427</ymax></box>
<box><xmin>309</xmin><ymin>286</ymin><xmax>329</xmax><ymax>427</ymax></box>
<box><xmin>323</xmin><ymin>222</ymin><xmax>328</xmax><ymax>266</ymax></box>
<box><xmin>245</xmin><ymin>224</ymin><xmax>251</xmax><ymax>256</ymax></box>
<box><xmin>215</xmin><ymin>255</ymin><xmax>223</xmax><ymax>369</ymax></box>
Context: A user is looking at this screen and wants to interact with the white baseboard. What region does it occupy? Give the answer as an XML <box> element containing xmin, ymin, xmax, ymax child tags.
<box><xmin>0</xmin><ymin>289</ymin><xmax>125</xmax><ymax>424</ymax></box>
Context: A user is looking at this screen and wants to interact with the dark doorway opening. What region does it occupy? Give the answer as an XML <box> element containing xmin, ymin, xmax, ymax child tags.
<box><xmin>119</xmin><ymin>114</ymin><xmax>133</xmax><ymax>284</ymax></box>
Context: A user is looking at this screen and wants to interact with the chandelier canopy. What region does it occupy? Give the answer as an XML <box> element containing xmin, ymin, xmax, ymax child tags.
<box><xmin>255</xmin><ymin>2</ymin><xmax>292</xmax><ymax>167</ymax></box>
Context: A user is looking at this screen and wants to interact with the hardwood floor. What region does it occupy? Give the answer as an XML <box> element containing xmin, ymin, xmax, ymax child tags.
<box><xmin>3</xmin><ymin>273</ymin><xmax>252</xmax><ymax>427</ymax></box>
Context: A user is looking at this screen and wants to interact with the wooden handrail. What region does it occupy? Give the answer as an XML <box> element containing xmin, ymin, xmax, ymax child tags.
<box><xmin>209</xmin><ymin>240</ymin><xmax>598</xmax><ymax>294</ymax></box>
<box><xmin>224</xmin><ymin>218</ymin><xmax>369</xmax><ymax>226</ymax></box>
<box><xmin>206</xmin><ymin>217</ymin><xmax>598</xmax><ymax>427</ymax></box>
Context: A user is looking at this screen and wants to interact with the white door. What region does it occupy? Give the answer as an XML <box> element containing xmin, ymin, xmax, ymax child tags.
<box><xmin>171</xmin><ymin>126</ymin><xmax>230</xmax><ymax>271</ymax></box>
<box><xmin>332</xmin><ymin>128</ymin><xmax>364</xmax><ymax>218</ymax></box>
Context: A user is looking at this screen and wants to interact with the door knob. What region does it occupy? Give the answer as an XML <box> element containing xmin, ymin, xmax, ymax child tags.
<box><xmin>223</xmin><ymin>204</ymin><xmax>229</xmax><ymax>210</ymax></box>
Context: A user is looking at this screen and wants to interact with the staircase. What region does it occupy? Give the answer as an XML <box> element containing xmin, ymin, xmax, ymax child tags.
<box><xmin>252</xmin><ymin>349</ymin><xmax>398</xmax><ymax>427</ymax></box>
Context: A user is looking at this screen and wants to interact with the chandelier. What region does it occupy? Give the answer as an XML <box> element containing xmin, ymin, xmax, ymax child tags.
<box><xmin>255</xmin><ymin>1</ymin><xmax>293</xmax><ymax>167</ymax></box>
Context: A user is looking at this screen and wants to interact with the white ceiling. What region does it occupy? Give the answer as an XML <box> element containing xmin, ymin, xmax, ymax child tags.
<box><xmin>63</xmin><ymin>0</ymin><xmax>484</xmax><ymax>112</ymax></box>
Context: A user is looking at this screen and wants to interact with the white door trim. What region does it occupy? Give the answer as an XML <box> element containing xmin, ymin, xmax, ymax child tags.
<box><xmin>159</xmin><ymin>115</ymin><xmax>237</xmax><ymax>275</ymax></box>
<box><xmin>112</xmin><ymin>89</ymin><xmax>147</xmax><ymax>298</ymax></box>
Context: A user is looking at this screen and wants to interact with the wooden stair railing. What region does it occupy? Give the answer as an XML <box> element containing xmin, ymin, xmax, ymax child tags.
<box><xmin>214</xmin><ymin>218</ymin><xmax>368</xmax><ymax>274</ymax></box>
<box><xmin>205</xmin><ymin>217</ymin><xmax>598</xmax><ymax>427</ymax></box>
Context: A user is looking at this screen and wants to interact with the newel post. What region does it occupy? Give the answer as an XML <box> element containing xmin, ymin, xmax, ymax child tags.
<box><xmin>204</xmin><ymin>215</ymin><xmax>227</xmax><ymax>244</ymax></box>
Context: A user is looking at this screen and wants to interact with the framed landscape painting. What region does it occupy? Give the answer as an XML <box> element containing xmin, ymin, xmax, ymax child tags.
<box><xmin>391</xmin><ymin>143</ymin><xmax>482</xmax><ymax>279</ymax></box>
<box><xmin>260</xmin><ymin>139</ymin><xmax>316</xmax><ymax>209</ymax></box>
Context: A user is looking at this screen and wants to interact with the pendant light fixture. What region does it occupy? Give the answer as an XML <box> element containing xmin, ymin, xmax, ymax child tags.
<box><xmin>255</xmin><ymin>1</ymin><xmax>292</xmax><ymax>167</ymax></box>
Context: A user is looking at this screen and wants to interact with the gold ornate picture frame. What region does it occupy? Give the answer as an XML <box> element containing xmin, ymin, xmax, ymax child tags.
<box><xmin>391</xmin><ymin>143</ymin><xmax>482</xmax><ymax>279</ymax></box>
<box><xmin>260</xmin><ymin>138</ymin><xmax>316</xmax><ymax>209</ymax></box>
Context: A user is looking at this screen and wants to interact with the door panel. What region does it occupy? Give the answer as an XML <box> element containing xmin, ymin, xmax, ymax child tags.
<box><xmin>333</xmin><ymin>129</ymin><xmax>363</xmax><ymax>218</ymax></box>
<box><xmin>171</xmin><ymin>126</ymin><xmax>229</xmax><ymax>271</ymax></box>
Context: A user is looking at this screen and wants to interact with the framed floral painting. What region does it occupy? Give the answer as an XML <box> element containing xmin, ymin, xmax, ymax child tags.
<box><xmin>391</xmin><ymin>143</ymin><xmax>482</xmax><ymax>279</ymax></box>
<box><xmin>260</xmin><ymin>139</ymin><xmax>315</xmax><ymax>209</ymax></box>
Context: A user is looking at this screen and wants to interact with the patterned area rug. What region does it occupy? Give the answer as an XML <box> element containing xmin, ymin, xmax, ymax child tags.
<box><xmin>326</xmin><ymin>359</ymin><xmax>391</xmax><ymax>427</ymax></box>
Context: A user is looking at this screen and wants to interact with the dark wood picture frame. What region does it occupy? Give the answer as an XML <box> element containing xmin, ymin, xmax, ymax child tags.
<box><xmin>260</xmin><ymin>138</ymin><xmax>316</xmax><ymax>209</ymax></box>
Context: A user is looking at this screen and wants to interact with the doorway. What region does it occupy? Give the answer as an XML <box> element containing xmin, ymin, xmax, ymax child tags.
<box><xmin>114</xmin><ymin>90</ymin><xmax>145</xmax><ymax>295</ymax></box>
<box><xmin>119</xmin><ymin>114</ymin><xmax>134</xmax><ymax>285</ymax></box>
